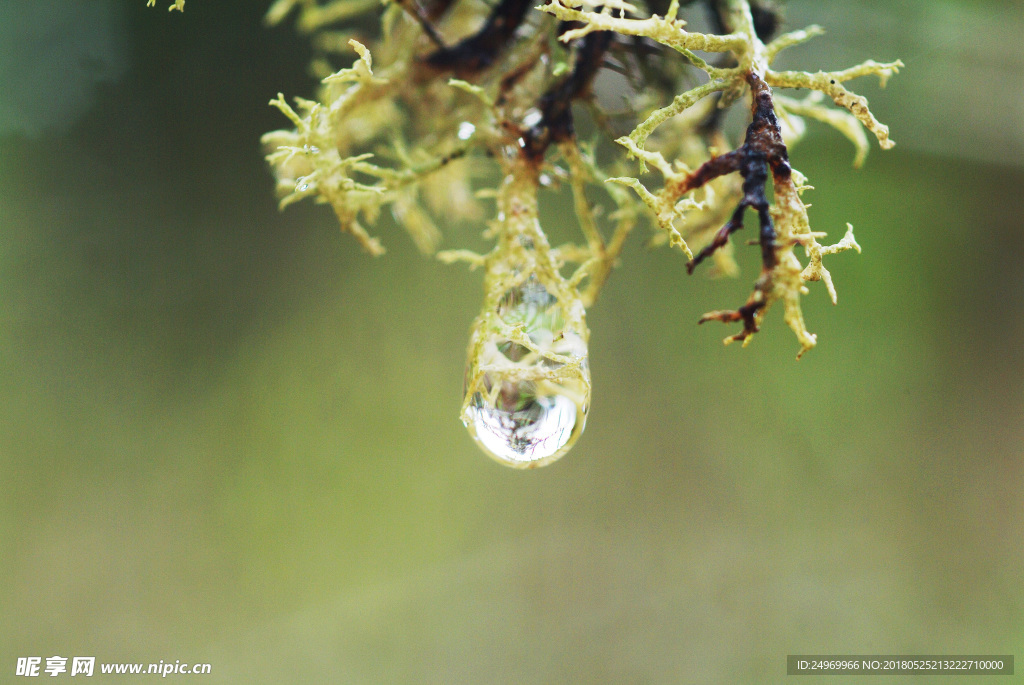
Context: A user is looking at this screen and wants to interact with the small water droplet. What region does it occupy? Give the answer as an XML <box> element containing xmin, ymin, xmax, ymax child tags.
<box><xmin>457</xmin><ymin>121</ymin><xmax>476</xmax><ymax>140</ymax></box>
<box><xmin>522</xmin><ymin>107</ymin><xmax>543</xmax><ymax>128</ymax></box>
<box><xmin>464</xmin><ymin>276</ymin><xmax>590</xmax><ymax>468</ymax></box>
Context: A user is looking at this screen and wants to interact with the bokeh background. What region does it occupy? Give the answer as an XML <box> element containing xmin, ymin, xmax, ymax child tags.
<box><xmin>2</xmin><ymin>0</ymin><xmax>1022</xmax><ymax>682</ymax></box>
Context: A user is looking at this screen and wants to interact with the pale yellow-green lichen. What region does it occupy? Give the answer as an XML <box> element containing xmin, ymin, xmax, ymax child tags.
<box><xmin>262</xmin><ymin>35</ymin><xmax>483</xmax><ymax>254</ymax></box>
<box><xmin>536</xmin><ymin>0</ymin><xmax>900</xmax><ymax>356</ymax></box>
<box><xmin>768</xmin><ymin>61</ymin><xmax>902</xmax><ymax>150</ymax></box>
<box><xmin>774</xmin><ymin>92</ymin><xmax>870</xmax><ymax>168</ymax></box>
<box><xmin>252</xmin><ymin>0</ymin><xmax>903</xmax><ymax>464</ymax></box>
<box><xmin>261</xmin><ymin>0</ymin><xmax>509</xmax><ymax>254</ymax></box>
<box><xmin>147</xmin><ymin>0</ymin><xmax>185</xmax><ymax>11</ymax></box>
<box><xmin>264</xmin><ymin>0</ymin><xmax>901</xmax><ymax>368</ymax></box>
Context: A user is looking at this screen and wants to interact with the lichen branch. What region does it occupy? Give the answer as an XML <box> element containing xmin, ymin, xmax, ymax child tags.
<box><xmin>262</xmin><ymin>0</ymin><xmax>901</xmax><ymax>360</ymax></box>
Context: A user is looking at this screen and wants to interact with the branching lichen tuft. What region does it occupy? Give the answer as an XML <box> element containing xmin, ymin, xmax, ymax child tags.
<box><xmin>254</xmin><ymin>0</ymin><xmax>902</xmax><ymax>462</ymax></box>
<box><xmin>536</xmin><ymin>0</ymin><xmax>901</xmax><ymax>357</ymax></box>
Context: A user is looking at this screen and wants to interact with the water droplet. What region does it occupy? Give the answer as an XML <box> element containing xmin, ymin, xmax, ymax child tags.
<box><xmin>457</xmin><ymin>121</ymin><xmax>476</xmax><ymax>140</ymax></box>
<box><xmin>464</xmin><ymin>276</ymin><xmax>590</xmax><ymax>468</ymax></box>
<box><xmin>522</xmin><ymin>108</ymin><xmax>543</xmax><ymax>129</ymax></box>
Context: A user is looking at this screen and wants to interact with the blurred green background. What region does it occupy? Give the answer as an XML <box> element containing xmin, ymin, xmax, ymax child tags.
<box><xmin>1</xmin><ymin>1</ymin><xmax>1021</xmax><ymax>682</ymax></box>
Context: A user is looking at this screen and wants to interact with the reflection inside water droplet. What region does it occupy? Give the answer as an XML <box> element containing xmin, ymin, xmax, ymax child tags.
<box><xmin>467</xmin><ymin>390</ymin><xmax>580</xmax><ymax>466</ymax></box>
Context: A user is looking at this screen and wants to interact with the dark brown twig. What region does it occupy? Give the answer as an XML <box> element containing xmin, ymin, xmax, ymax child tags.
<box><xmin>422</xmin><ymin>0</ymin><xmax>534</xmax><ymax>74</ymax></box>
<box><xmin>521</xmin><ymin>30</ymin><xmax>613</xmax><ymax>161</ymax></box>
<box><xmin>685</xmin><ymin>70</ymin><xmax>791</xmax><ymax>343</ymax></box>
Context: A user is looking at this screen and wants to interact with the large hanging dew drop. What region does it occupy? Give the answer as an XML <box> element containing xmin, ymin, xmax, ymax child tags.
<box><xmin>463</xmin><ymin>276</ymin><xmax>590</xmax><ymax>468</ymax></box>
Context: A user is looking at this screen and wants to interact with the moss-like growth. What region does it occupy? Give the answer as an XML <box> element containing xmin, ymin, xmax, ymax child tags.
<box><xmin>254</xmin><ymin>0</ymin><xmax>901</xmax><ymax>463</ymax></box>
